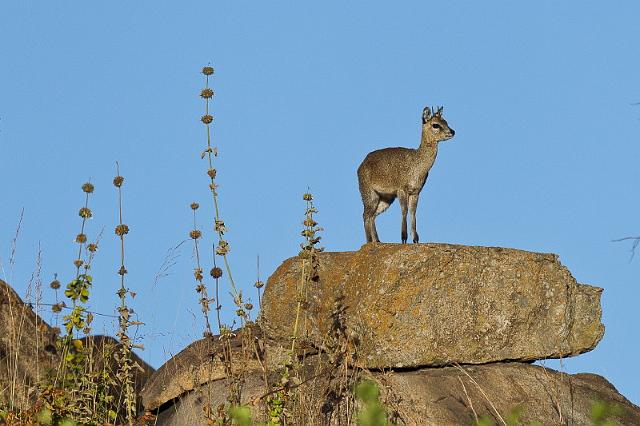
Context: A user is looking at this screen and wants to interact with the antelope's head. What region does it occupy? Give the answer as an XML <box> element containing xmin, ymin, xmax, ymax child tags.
<box><xmin>422</xmin><ymin>106</ymin><xmax>455</xmax><ymax>142</ymax></box>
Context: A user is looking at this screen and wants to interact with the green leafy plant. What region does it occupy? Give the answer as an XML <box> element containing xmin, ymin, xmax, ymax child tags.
<box><xmin>590</xmin><ymin>399</ymin><xmax>622</xmax><ymax>426</ymax></box>
<box><xmin>40</xmin><ymin>183</ymin><xmax>100</xmax><ymax>422</ymax></box>
<box><xmin>266</xmin><ymin>390</ymin><xmax>285</xmax><ymax>425</ymax></box>
<box><xmin>30</xmin><ymin>176</ymin><xmax>144</xmax><ymax>425</ymax></box>
<box><xmin>228</xmin><ymin>404</ymin><xmax>253</xmax><ymax>426</ymax></box>
<box><xmin>59</xmin><ymin>183</ymin><xmax>96</xmax><ymax>385</ymax></box>
<box><xmin>355</xmin><ymin>380</ymin><xmax>387</xmax><ymax>426</ymax></box>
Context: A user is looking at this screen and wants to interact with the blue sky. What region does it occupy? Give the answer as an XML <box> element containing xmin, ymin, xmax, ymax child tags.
<box><xmin>1</xmin><ymin>1</ymin><xmax>639</xmax><ymax>405</ymax></box>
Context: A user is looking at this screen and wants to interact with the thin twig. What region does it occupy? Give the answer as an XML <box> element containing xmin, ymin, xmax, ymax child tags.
<box><xmin>537</xmin><ymin>360</ymin><xmax>564</xmax><ymax>424</ymax></box>
<box><xmin>8</xmin><ymin>240</ymin><xmax>40</xmax><ymax>408</ymax></box>
<box><xmin>453</xmin><ymin>363</ymin><xmax>507</xmax><ymax>426</ymax></box>
<box><xmin>191</xmin><ymin>206</ymin><xmax>213</xmax><ymax>336</ymax></box>
<box><xmin>458</xmin><ymin>376</ymin><xmax>479</xmax><ymax>423</ymax></box>
<box><xmin>253</xmin><ymin>337</ymin><xmax>272</xmax><ymax>406</ymax></box>
<box><xmin>251</xmin><ymin>367</ymin><xmax>332</xmax><ymax>405</ymax></box>
<box><xmin>153</xmin><ymin>240</ymin><xmax>186</xmax><ymax>289</ymax></box>
<box><xmin>612</xmin><ymin>236</ymin><xmax>640</xmax><ymax>261</ymax></box>
<box><xmin>3</xmin><ymin>208</ymin><xmax>24</xmax><ymax>284</ymax></box>
<box><xmin>256</xmin><ymin>254</ymin><xmax>262</xmax><ymax>308</ymax></box>
<box><xmin>23</xmin><ymin>302</ymin><xmax>118</xmax><ymax>319</ymax></box>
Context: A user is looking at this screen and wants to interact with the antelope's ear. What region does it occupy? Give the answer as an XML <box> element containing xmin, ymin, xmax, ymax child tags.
<box><xmin>422</xmin><ymin>106</ymin><xmax>432</xmax><ymax>123</ymax></box>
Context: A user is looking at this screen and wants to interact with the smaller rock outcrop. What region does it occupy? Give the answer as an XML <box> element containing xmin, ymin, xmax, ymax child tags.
<box><xmin>0</xmin><ymin>279</ymin><xmax>154</xmax><ymax>412</ymax></box>
<box><xmin>260</xmin><ymin>244</ymin><xmax>605</xmax><ymax>368</ymax></box>
<box><xmin>141</xmin><ymin>326</ymin><xmax>292</xmax><ymax>412</ymax></box>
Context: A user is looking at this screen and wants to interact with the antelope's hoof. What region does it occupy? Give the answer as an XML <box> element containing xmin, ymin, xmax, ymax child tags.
<box><xmin>413</xmin><ymin>234</ymin><xmax>419</xmax><ymax>244</ymax></box>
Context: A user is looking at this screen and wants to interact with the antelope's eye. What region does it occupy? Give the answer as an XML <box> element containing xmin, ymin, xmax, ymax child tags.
<box><xmin>431</xmin><ymin>123</ymin><xmax>441</xmax><ymax>130</ymax></box>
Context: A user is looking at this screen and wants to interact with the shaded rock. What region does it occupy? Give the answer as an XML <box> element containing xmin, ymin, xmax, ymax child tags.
<box><xmin>0</xmin><ymin>279</ymin><xmax>155</xmax><ymax>413</ymax></box>
<box><xmin>0</xmin><ymin>279</ymin><xmax>59</xmax><ymax>409</ymax></box>
<box><xmin>150</xmin><ymin>355</ymin><xmax>640</xmax><ymax>425</ymax></box>
<box><xmin>383</xmin><ymin>362</ymin><xmax>639</xmax><ymax>425</ymax></box>
<box><xmin>260</xmin><ymin>243</ymin><xmax>605</xmax><ymax>369</ymax></box>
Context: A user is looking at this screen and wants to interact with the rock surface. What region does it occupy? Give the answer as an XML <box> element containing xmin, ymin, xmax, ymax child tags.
<box><xmin>260</xmin><ymin>243</ymin><xmax>605</xmax><ymax>368</ymax></box>
<box><xmin>141</xmin><ymin>326</ymin><xmax>293</xmax><ymax>411</ymax></box>
<box><xmin>0</xmin><ymin>279</ymin><xmax>59</xmax><ymax>409</ymax></box>
<box><xmin>151</xmin><ymin>357</ymin><xmax>640</xmax><ymax>425</ymax></box>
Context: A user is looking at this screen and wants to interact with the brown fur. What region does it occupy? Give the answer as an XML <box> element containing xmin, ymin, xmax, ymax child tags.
<box><xmin>357</xmin><ymin>106</ymin><xmax>455</xmax><ymax>243</ymax></box>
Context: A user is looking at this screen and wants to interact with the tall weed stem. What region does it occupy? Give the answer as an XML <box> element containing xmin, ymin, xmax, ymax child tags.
<box><xmin>113</xmin><ymin>165</ymin><xmax>136</xmax><ymax>425</ymax></box>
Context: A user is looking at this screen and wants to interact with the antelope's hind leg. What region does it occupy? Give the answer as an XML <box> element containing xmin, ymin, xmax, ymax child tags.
<box><xmin>362</xmin><ymin>190</ymin><xmax>381</xmax><ymax>243</ymax></box>
<box><xmin>363</xmin><ymin>190</ymin><xmax>394</xmax><ymax>243</ymax></box>
<box><xmin>399</xmin><ymin>190</ymin><xmax>409</xmax><ymax>243</ymax></box>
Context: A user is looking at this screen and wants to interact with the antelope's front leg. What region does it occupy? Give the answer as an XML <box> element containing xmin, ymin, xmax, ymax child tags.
<box><xmin>408</xmin><ymin>193</ymin><xmax>420</xmax><ymax>243</ymax></box>
<box><xmin>399</xmin><ymin>190</ymin><xmax>409</xmax><ymax>243</ymax></box>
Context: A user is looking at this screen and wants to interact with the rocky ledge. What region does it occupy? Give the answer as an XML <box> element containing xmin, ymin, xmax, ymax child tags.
<box><xmin>260</xmin><ymin>243</ymin><xmax>604</xmax><ymax>369</ymax></box>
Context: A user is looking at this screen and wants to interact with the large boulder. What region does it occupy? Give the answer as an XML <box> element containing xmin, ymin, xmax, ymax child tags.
<box><xmin>260</xmin><ymin>243</ymin><xmax>604</xmax><ymax>368</ymax></box>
